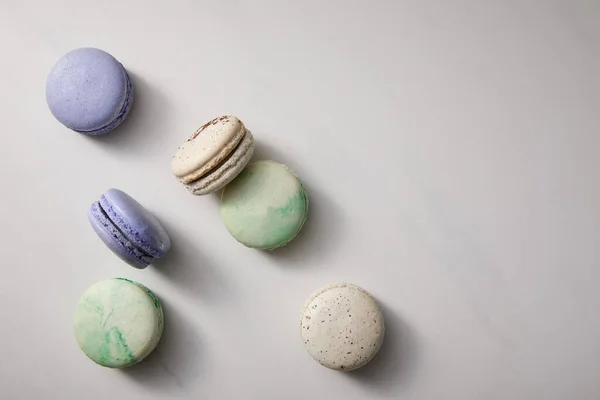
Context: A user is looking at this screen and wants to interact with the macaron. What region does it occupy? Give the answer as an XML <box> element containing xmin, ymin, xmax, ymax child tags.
<box><xmin>88</xmin><ymin>189</ymin><xmax>171</xmax><ymax>269</ymax></box>
<box><xmin>46</xmin><ymin>48</ymin><xmax>134</xmax><ymax>135</ymax></box>
<box><xmin>171</xmin><ymin>115</ymin><xmax>255</xmax><ymax>195</ymax></box>
<box><xmin>220</xmin><ymin>160</ymin><xmax>308</xmax><ymax>250</ymax></box>
<box><xmin>300</xmin><ymin>283</ymin><xmax>385</xmax><ymax>371</ymax></box>
<box><xmin>74</xmin><ymin>278</ymin><xmax>164</xmax><ymax>368</ymax></box>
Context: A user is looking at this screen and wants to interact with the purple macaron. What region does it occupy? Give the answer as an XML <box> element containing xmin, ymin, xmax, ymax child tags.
<box><xmin>46</xmin><ymin>48</ymin><xmax>134</xmax><ymax>135</ymax></box>
<box><xmin>88</xmin><ymin>189</ymin><xmax>170</xmax><ymax>269</ymax></box>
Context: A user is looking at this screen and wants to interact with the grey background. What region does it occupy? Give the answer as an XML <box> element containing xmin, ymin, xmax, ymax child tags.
<box><xmin>1</xmin><ymin>1</ymin><xmax>599</xmax><ymax>399</ymax></box>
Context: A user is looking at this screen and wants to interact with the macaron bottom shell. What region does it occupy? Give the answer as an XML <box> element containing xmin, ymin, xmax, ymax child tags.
<box><xmin>74</xmin><ymin>278</ymin><xmax>164</xmax><ymax>368</ymax></box>
<box><xmin>300</xmin><ymin>283</ymin><xmax>385</xmax><ymax>371</ymax></box>
<box><xmin>220</xmin><ymin>160</ymin><xmax>308</xmax><ymax>250</ymax></box>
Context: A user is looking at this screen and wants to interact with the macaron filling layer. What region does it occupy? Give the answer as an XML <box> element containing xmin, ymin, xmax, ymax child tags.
<box><xmin>75</xmin><ymin>65</ymin><xmax>134</xmax><ymax>135</ymax></box>
<box><xmin>99</xmin><ymin>193</ymin><xmax>166</xmax><ymax>258</ymax></box>
<box><xmin>89</xmin><ymin>201</ymin><xmax>153</xmax><ymax>267</ymax></box>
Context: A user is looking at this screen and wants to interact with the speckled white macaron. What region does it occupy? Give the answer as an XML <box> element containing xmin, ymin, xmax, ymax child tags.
<box><xmin>300</xmin><ymin>283</ymin><xmax>385</xmax><ymax>371</ymax></box>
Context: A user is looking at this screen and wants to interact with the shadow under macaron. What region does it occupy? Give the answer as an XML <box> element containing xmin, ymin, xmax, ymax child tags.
<box><xmin>149</xmin><ymin>214</ymin><xmax>237</xmax><ymax>305</ymax></box>
<box><xmin>120</xmin><ymin>297</ymin><xmax>204</xmax><ymax>394</ymax></box>
<box><xmin>89</xmin><ymin>72</ymin><xmax>173</xmax><ymax>158</ymax></box>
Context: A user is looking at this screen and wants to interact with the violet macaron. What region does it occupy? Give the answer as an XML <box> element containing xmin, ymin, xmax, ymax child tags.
<box><xmin>46</xmin><ymin>48</ymin><xmax>134</xmax><ymax>135</ymax></box>
<box><xmin>88</xmin><ymin>189</ymin><xmax>170</xmax><ymax>269</ymax></box>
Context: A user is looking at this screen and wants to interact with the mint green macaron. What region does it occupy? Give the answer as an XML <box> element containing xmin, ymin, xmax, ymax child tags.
<box><xmin>73</xmin><ymin>278</ymin><xmax>164</xmax><ymax>368</ymax></box>
<box><xmin>220</xmin><ymin>160</ymin><xmax>308</xmax><ymax>250</ymax></box>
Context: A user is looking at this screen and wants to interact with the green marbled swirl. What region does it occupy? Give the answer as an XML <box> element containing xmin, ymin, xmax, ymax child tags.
<box><xmin>220</xmin><ymin>160</ymin><xmax>309</xmax><ymax>250</ymax></box>
<box><xmin>73</xmin><ymin>278</ymin><xmax>164</xmax><ymax>368</ymax></box>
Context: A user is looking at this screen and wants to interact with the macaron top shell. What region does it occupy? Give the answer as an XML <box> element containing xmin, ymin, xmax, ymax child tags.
<box><xmin>300</xmin><ymin>283</ymin><xmax>385</xmax><ymax>371</ymax></box>
<box><xmin>74</xmin><ymin>278</ymin><xmax>164</xmax><ymax>368</ymax></box>
<box><xmin>220</xmin><ymin>160</ymin><xmax>308</xmax><ymax>250</ymax></box>
<box><xmin>100</xmin><ymin>189</ymin><xmax>171</xmax><ymax>258</ymax></box>
<box><xmin>46</xmin><ymin>48</ymin><xmax>130</xmax><ymax>133</ymax></box>
<box><xmin>172</xmin><ymin>115</ymin><xmax>246</xmax><ymax>183</ymax></box>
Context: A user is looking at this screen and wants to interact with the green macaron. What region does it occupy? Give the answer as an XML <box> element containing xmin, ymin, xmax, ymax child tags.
<box><xmin>73</xmin><ymin>278</ymin><xmax>164</xmax><ymax>368</ymax></box>
<box><xmin>220</xmin><ymin>160</ymin><xmax>308</xmax><ymax>250</ymax></box>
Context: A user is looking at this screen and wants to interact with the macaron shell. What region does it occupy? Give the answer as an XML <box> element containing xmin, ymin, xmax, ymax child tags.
<box><xmin>88</xmin><ymin>202</ymin><xmax>153</xmax><ymax>269</ymax></box>
<box><xmin>300</xmin><ymin>283</ymin><xmax>385</xmax><ymax>371</ymax></box>
<box><xmin>85</xmin><ymin>69</ymin><xmax>134</xmax><ymax>135</ymax></box>
<box><xmin>185</xmin><ymin>130</ymin><xmax>255</xmax><ymax>195</ymax></box>
<box><xmin>172</xmin><ymin>115</ymin><xmax>246</xmax><ymax>183</ymax></box>
<box><xmin>73</xmin><ymin>278</ymin><xmax>164</xmax><ymax>368</ymax></box>
<box><xmin>220</xmin><ymin>160</ymin><xmax>308</xmax><ymax>250</ymax></box>
<box><xmin>46</xmin><ymin>48</ymin><xmax>131</xmax><ymax>133</ymax></box>
<box><xmin>100</xmin><ymin>189</ymin><xmax>171</xmax><ymax>258</ymax></box>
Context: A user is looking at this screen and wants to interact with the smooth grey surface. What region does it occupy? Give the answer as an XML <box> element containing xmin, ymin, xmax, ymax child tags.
<box><xmin>1</xmin><ymin>1</ymin><xmax>599</xmax><ymax>399</ymax></box>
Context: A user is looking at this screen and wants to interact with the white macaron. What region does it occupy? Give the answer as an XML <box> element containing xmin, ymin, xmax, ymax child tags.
<box><xmin>171</xmin><ymin>115</ymin><xmax>255</xmax><ymax>195</ymax></box>
<box><xmin>300</xmin><ymin>283</ymin><xmax>385</xmax><ymax>371</ymax></box>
